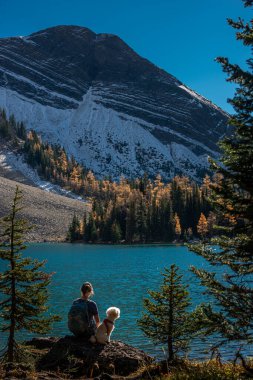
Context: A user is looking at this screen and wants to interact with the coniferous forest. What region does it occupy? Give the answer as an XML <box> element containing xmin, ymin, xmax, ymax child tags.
<box><xmin>67</xmin><ymin>175</ymin><xmax>217</xmax><ymax>243</ymax></box>
<box><xmin>0</xmin><ymin>108</ymin><xmax>222</xmax><ymax>244</ymax></box>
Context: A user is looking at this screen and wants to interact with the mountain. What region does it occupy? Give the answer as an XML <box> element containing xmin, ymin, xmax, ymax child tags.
<box><xmin>0</xmin><ymin>175</ymin><xmax>87</xmax><ymax>242</ymax></box>
<box><xmin>0</xmin><ymin>25</ymin><xmax>228</xmax><ymax>180</ymax></box>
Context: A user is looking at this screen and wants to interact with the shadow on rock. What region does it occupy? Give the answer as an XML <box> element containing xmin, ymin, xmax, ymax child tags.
<box><xmin>26</xmin><ymin>336</ymin><xmax>153</xmax><ymax>379</ymax></box>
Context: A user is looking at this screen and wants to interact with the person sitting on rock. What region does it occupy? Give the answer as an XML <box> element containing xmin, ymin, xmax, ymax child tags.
<box><xmin>68</xmin><ymin>282</ymin><xmax>100</xmax><ymax>339</ymax></box>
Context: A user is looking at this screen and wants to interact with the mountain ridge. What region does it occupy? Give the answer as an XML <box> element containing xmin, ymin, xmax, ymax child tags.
<box><xmin>0</xmin><ymin>25</ymin><xmax>229</xmax><ymax>180</ymax></box>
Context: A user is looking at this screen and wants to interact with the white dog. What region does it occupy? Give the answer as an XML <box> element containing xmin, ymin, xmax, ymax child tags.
<box><xmin>90</xmin><ymin>307</ymin><xmax>120</xmax><ymax>344</ymax></box>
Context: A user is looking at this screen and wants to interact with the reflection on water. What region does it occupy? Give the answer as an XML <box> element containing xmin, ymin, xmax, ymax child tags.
<box><xmin>0</xmin><ymin>243</ymin><xmax>248</xmax><ymax>360</ymax></box>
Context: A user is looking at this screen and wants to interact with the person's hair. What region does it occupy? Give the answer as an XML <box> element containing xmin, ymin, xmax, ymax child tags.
<box><xmin>81</xmin><ymin>282</ymin><xmax>94</xmax><ymax>296</ymax></box>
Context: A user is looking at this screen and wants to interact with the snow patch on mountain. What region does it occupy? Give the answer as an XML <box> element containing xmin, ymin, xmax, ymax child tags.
<box><xmin>19</xmin><ymin>36</ymin><xmax>38</xmax><ymax>46</ymax></box>
<box><xmin>0</xmin><ymin>67</ymin><xmax>77</xmax><ymax>105</ymax></box>
<box><xmin>179</xmin><ymin>84</ymin><xmax>226</xmax><ymax>114</ymax></box>
<box><xmin>0</xmin><ymin>147</ymin><xmax>85</xmax><ymax>201</ymax></box>
<box><xmin>0</xmin><ymin>86</ymin><xmax>213</xmax><ymax>180</ymax></box>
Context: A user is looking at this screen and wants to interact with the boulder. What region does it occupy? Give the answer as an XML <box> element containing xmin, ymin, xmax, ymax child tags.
<box><xmin>26</xmin><ymin>336</ymin><xmax>153</xmax><ymax>379</ymax></box>
<box><xmin>26</xmin><ymin>336</ymin><xmax>59</xmax><ymax>350</ymax></box>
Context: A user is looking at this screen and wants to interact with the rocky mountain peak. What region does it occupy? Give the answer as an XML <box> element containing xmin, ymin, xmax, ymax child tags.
<box><xmin>0</xmin><ymin>25</ymin><xmax>228</xmax><ymax>181</ymax></box>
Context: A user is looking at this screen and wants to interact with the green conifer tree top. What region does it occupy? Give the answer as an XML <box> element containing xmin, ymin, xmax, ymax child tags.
<box><xmin>188</xmin><ymin>0</ymin><xmax>253</xmax><ymax>359</ymax></box>
<box><xmin>138</xmin><ymin>265</ymin><xmax>192</xmax><ymax>361</ymax></box>
<box><xmin>0</xmin><ymin>187</ymin><xmax>60</xmax><ymax>363</ymax></box>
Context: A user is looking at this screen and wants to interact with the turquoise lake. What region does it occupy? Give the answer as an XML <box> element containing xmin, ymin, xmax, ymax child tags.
<box><xmin>0</xmin><ymin>243</ymin><xmax>247</xmax><ymax>360</ymax></box>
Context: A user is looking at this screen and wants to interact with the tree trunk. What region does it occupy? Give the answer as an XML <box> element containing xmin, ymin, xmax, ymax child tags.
<box><xmin>7</xmin><ymin>323</ymin><xmax>15</xmax><ymax>363</ymax></box>
<box><xmin>7</xmin><ymin>204</ymin><xmax>16</xmax><ymax>363</ymax></box>
<box><xmin>168</xmin><ymin>335</ymin><xmax>174</xmax><ymax>361</ymax></box>
<box><xmin>168</xmin><ymin>269</ymin><xmax>174</xmax><ymax>361</ymax></box>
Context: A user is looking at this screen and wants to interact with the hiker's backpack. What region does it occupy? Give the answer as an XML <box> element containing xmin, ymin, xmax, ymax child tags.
<box><xmin>68</xmin><ymin>298</ymin><xmax>91</xmax><ymax>336</ymax></box>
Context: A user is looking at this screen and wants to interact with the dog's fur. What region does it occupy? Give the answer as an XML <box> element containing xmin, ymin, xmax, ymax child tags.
<box><xmin>90</xmin><ymin>307</ymin><xmax>120</xmax><ymax>344</ymax></box>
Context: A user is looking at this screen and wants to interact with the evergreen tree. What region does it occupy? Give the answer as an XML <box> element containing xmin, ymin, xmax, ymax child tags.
<box><xmin>151</xmin><ymin>196</ymin><xmax>161</xmax><ymax>241</ymax></box>
<box><xmin>189</xmin><ymin>1</ymin><xmax>253</xmax><ymax>359</ymax></box>
<box><xmin>167</xmin><ymin>202</ymin><xmax>175</xmax><ymax>241</ymax></box>
<box><xmin>186</xmin><ymin>227</ymin><xmax>193</xmax><ymax>240</ymax></box>
<box><xmin>174</xmin><ymin>213</ymin><xmax>182</xmax><ymax>240</ymax></box>
<box><xmin>206</xmin><ymin>211</ymin><xmax>217</xmax><ymax>236</ymax></box>
<box><xmin>85</xmin><ymin>214</ymin><xmax>98</xmax><ymax>242</ymax></box>
<box><xmin>125</xmin><ymin>200</ymin><xmax>136</xmax><ymax>243</ymax></box>
<box><xmin>17</xmin><ymin>121</ymin><xmax>26</xmax><ymax>140</ymax></box>
<box><xmin>136</xmin><ymin>196</ymin><xmax>147</xmax><ymax>242</ymax></box>
<box><xmin>90</xmin><ymin>222</ymin><xmax>98</xmax><ymax>242</ymax></box>
<box><xmin>111</xmin><ymin>221</ymin><xmax>122</xmax><ymax>243</ymax></box>
<box><xmin>138</xmin><ymin>265</ymin><xmax>192</xmax><ymax>361</ymax></box>
<box><xmin>0</xmin><ymin>114</ymin><xmax>11</xmax><ymax>138</ymax></box>
<box><xmin>0</xmin><ymin>187</ymin><xmax>59</xmax><ymax>363</ymax></box>
<box><xmin>191</xmin><ymin>182</ymin><xmax>201</xmax><ymax>234</ymax></box>
<box><xmin>67</xmin><ymin>214</ymin><xmax>81</xmax><ymax>242</ymax></box>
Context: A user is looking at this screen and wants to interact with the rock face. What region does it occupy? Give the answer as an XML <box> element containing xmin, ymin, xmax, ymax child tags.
<box><xmin>26</xmin><ymin>336</ymin><xmax>153</xmax><ymax>378</ymax></box>
<box><xmin>0</xmin><ymin>25</ymin><xmax>228</xmax><ymax>180</ymax></box>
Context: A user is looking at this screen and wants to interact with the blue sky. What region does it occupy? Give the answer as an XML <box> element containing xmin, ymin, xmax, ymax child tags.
<box><xmin>0</xmin><ymin>0</ymin><xmax>250</xmax><ymax>113</ymax></box>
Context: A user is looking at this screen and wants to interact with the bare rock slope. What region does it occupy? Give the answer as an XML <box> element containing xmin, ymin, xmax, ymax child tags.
<box><xmin>0</xmin><ymin>25</ymin><xmax>228</xmax><ymax>181</ymax></box>
<box><xmin>0</xmin><ymin>176</ymin><xmax>88</xmax><ymax>242</ymax></box>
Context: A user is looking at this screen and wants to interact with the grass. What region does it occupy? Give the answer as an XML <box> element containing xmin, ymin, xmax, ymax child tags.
<box><xmin>1</xmin><ymin>345</ymin><xmax>252</xmax><ymax>379</ymax></box>
<box><xmin>124</xmin><ymin>359</ymin><xmax>250</xmax><ymax>380</ymax></box>
<box><xmin>0</xmin><ymin>360</ymin><xmax>250</xmax><ymax>379</ymax></box>
<box><xmin>159</xmin><ymin>359</ymin><xmax>248</xmax><ymax>380</ymax></box>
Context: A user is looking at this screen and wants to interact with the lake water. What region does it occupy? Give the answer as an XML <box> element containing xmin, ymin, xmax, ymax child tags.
<box><xmin>0</xmin><ymin>243</ymin><xmax>247</xmax><ymax>360</ymax></box>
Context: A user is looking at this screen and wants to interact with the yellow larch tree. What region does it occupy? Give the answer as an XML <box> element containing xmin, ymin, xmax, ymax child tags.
<box><xmin>197</xmin><ymin>212</ymin><xmax>208</xmax><ymax>239</ymax></box>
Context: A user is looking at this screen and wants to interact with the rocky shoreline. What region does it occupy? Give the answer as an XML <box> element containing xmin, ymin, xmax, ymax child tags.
<box><xmin>2</xmin><ymin>338</ymin><xmax>249</xmax><ymax>380</ymax></box>
<box><xmin>15</xmin><ymin>336</ymin><xmax>155</xmax><ymax>380</ymax></box>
